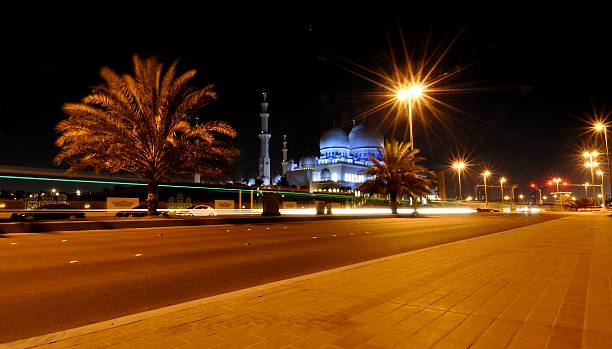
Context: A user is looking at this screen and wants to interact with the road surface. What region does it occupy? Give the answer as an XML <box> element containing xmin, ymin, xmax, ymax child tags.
<box><xmin>0</xmin><ymin>213</ymin><xmax>561</xmax><ymax>342</ymax></box>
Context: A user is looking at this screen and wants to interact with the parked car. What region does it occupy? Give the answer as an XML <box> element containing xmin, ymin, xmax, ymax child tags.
<box><xmin>10</xmin><ymin>203</ymin><xmax>86</xmax><ymax>221</ymax></box>
<box><xmin>115</xmin><ymin>204</ymin><xmax>169</xmax><ymax>217</ymax></box>
<box><xmin>176</xmin><ymin>205</ymin><xmax>218</xmax><ymax>217</ymax></box>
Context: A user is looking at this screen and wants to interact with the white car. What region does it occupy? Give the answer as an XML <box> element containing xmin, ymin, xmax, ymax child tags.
<box><xmin>176</xmin><ymin>205</ymin><xmax>217</xmax><ymax>217</ymax></box>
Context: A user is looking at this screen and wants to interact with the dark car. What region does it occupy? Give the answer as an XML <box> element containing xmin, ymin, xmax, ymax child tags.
<box><xmin>11</xmin><ymin>203</ymin><xmax>86</xmax><ymax>221</ymax></box>
<box><xmin>115</xmin><ymin>204</ymin><xmax>169</xmax><ymax>218</ymax></box>
<box><xmin>476</xmin><ymin>208</ymin><xmax>502</xmax><ymax>212</ymax></box>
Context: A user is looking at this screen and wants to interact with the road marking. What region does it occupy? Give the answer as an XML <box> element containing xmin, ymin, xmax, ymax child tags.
<box><xmin>283</xmin><ymin>226</ymin><xmax>287</xmax><ymax>229</ymax></box>
<box><xmin>350</xmin><ymin>233</ymin><xmax>355</xmax><ymax>236</ymax></box>
<box><xmin>243</xmin><ymin>242</ymin><xmax>250</xmax><ymax>246</ymax></box>
<box><xmin>332</xmin><ymin>234</ymin><xmax>337</xmax><ymax>237</ymax></box>
<box><xmin>62</xmin><ymin>239</ymin><xmax>68</xmax><ymax>242</ymax></box>
<box><xmin>69</xmin><ymin>260</ymin><xmax>79</xmax><ymax>264</ymax></box>
<box><xmin>134</xmin><ymin>254</ymin><xmax>142</xmax><ymax>257</ymax></box>
<box><xmin>247</xmin><ymin>228</ymin><xmax>251</xmax><ymax>231</ymax></box>
<box><xmin>11</xmin><ymin>242</ymin><xmax>18</xmax><ymax>245</ymax></box>
<box><xmin>226</xmin><ymin>229</ymin><xmax>230</xmax><ymax>232</ymax></box>
<box><xmin>312</xmin><ymin>236</ymin><xmax>317</xmax><ymax>239</ymax></box>
<box><xmin>365</xmin><ymin>232</ymin><xmax>370</xmax><ymax>234</ymax></box>
<box><xmin>266</xmin><ymin>227</ymin><xmax>270</xmax><ymax>230</ymax></box>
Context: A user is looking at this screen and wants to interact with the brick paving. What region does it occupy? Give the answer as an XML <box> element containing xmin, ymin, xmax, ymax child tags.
<box><xmin>5</xmin><ymin>214</ymin><xmax>612</xmax><ymax>349</ymax></box>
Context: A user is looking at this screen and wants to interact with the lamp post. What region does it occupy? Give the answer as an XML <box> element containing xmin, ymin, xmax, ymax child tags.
<box><xmin>584</xmin><ymin>182</ymin><xmax>590</xmax><ymax>197</ymax></box>
<box><xmin>551</xmin><ymin>177</ymin><xmax>564</xmax><ymax>204</ymax></box>
<box><xmin>583</xmin><ymin>151</ymin><xmax>599</xmax><ymax>199</ymax></box>
<box><xmin>597</xmin><ymin>169</ymin><xmax>606</xmax><ymax>209</ymax></box>
<box><xmin>500</xmin><ymin>177</ymin><xmax>507</xmax><ymax>203</ymax></box>
<box><xmin>483</xmin><ymin>170</ymin><xmax>491</xmax><ymax>206</ymax></box>
<box><xmin>452</xmin><ymin>162</ymin><xmax>466</xmax><ymax>200</ymax></box>
<box><xmin>594</xmin><ymin>123</ymin><xmax>611</xmax><ymax>197</ymax></box>
<box><xmin>530</xmin><ymin>183</ymin><xmax>543</xmax><ymax>205</ymax></box>
<box><xmin>396</xmin><ymin>84</ymin><xmax>424</xmax><ymax>151</ymax></box>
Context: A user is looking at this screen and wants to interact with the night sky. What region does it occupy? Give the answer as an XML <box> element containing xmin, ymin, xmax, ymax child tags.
<box><xmin>1</xmin><ymin>4</ymin><xmax>611</xmax><ymax>195</ymax></box>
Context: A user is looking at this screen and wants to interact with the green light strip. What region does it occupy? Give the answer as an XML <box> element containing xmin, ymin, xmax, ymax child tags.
<box><xmin>0</xmin><ymin>174</ymin><xmax>369</xmax><ymax>200</ymax></box>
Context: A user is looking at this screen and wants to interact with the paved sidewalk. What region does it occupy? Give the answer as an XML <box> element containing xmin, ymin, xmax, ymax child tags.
<box><xmin>4</xmin><ymin>214</ymin><xmax>612</xmax><ymax>349</ymax></box>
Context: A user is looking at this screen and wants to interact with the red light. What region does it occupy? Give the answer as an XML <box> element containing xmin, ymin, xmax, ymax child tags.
<box><xmin>563</xmin><ymin>182</ymin><xmax>568</xmax><ymax>186</ymax></box>
<box><xmin>530</xmin><ymin>183</ymin><xmax>536</xmax><ymax>188</ymax></box>
<box><xmin>547</xmin><ymin>181</ymin><xmax>553</xmax><ymax>186</ymax></box>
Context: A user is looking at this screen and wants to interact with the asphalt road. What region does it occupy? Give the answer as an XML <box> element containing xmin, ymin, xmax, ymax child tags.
<box><xmin>0</xmin><ymin>213</ymin><xmax>562</xmax><ymax>343</ymax></box>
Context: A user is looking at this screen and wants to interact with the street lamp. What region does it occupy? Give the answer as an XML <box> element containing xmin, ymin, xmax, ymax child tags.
<box><xmin>597</xmin><ymin>169</ymin><xmax>606</xmax><ymax>209</ymax></box>
<box><xmin>396</xmin><ymin>84</ymin><xmax>425</xmax><ymax>151</ymax></box>
<box><xmin>500</xmin><ymin>177</ymin><xmax>507</xmax><ymax>203</ymax></box>
<box><xmin>452</xmin><ymin>162</ymin><xmax>466</xmax><ymax>200</ymax></box>
<box><xmin>584</xmin><ymin>182</ymin><xmax>590</xmax><ymax>197</ymax></box>
<box><xmin>584</xmin><ymin>150</ymin><xmax>600</xmax><ymax>198</ymax></box>
<box><xmin>530</xmin><ymin>183</ymin><xmax>543</xmax><ymax>205</ymax></box>
<box><xmin>483</xmin><ymin>170</ymin><xmax>491</xmax><ymax>206</ymax></box>
<box><xmin>594</xmin><ymin>122</ymin><xmax>611</xmax><ymax>197</ymax></box>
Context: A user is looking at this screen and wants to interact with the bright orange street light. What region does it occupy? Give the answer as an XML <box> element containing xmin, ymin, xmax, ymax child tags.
<box><xmin>452</xmin><ymin>161</ymin><xmax>466</xmax><ymax>200</ymax></box>
<box><xmin>396</xmin><ymin>84</ymin><xmax>426</xmax><ymax>151</ymax></box>
<box><xmin>594</xmin><ymin>122</ymin><xmax>611</xmax><ymax>199</ymax></box>
<box><xmin>483</xmin><ymin>170</ymin><xmax>491</xmax><ymax>206</ymax></box>
<box><xmin>500</xmin><ymin>177</ymin><xmax>507</xmax><ymax>202</ymax></box>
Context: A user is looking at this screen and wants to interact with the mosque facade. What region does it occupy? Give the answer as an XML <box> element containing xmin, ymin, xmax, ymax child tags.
<box><xmin>253</xmin><ymin>93</ymin><xmax>384</xmax><ymax>190</ymax></box>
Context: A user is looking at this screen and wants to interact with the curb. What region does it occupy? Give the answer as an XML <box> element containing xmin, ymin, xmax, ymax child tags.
<box><xmin>0</xmin><ymin>214</ymin><xmax>418</xmax><ymax>234</ymax></box>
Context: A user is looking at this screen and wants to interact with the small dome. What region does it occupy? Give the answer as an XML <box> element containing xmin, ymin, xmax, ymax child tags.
<box><xmin>261</xmin><ymin>176</ymin><xmax>270</xmax><ymax>186</ymax></box>
<box><xmin>349</xmin><ymin>122</ymin><xmax>384</xmax><ymax>150</ymax></box>
<box><xmin>299</xmin><ymin>155</ymin><xmax>316</xmax><ymax>168</ymax></box>
<box><xmin>273</xmin><ymin>175</ymin><xmax>282</xmax><ymax>184</ymax></box>
<box><xmin>320</xmin><ymin>127</ymin><xmax>349</xmax><ymax>150</ymax></box>
<box><xmin>321</xmin><ymin>168</ymin><xmax>331</xmax><ymax>181</ymax></box>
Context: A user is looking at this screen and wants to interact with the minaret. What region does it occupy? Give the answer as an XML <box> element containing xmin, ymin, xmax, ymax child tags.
<box><xmin>258</xmin><ymin>92</ymin><xmax>271</xmax><ymax>180</ymax></box>
<box><xmin>281</xmin><ymin>134</ymin><xmax>288</xmax><ymax>176</ymax></box>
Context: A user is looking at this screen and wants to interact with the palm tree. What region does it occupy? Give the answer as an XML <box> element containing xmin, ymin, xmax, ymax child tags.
<box><xmin>55</xmin><ymin>55</ymin><xmax>239</xmax><ymax>215</ymax></box>
<box><xmin>358</xmin><ymin>140</ymin><xmax>434</xmax><ymax>214</ymax></box>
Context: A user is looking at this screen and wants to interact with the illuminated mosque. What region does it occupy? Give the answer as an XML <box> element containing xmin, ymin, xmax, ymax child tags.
<box><xmin>254</xmin><ymin>93</ymin><xmax>383</xmax><ymax>190</ymax></box>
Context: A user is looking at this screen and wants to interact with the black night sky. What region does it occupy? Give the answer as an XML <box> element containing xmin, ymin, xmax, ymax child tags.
<box><xmin>1</xmin><ymin>4</ymin><xmax>611</xmax><ymax>195</ymax></box>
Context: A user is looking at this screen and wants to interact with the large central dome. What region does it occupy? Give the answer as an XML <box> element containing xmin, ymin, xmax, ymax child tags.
<box><xmin>349</xmin><ymin>122</ymin><xmax>384</xmax><ymax>150</ymax></box>
<box><xmin>319</xmin><ymin>127</ymin><xmax>349</xmax><ymax>150</ymax></box>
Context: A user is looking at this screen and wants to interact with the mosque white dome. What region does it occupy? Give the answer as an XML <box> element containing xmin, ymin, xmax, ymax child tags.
<box><xmin>319</xmin><ymin>128</ymin><xmax>349</xmax><ymax>150</ymax></box>
<box><xmin>299</xmin><ymin>155</ymin><xmax>316</xmax><ymax>168</ymax></box>
<box><xmin>273</xmin><ymin>174</ymin><xmax>282</xmax><ymax>184</ymax></box>
<box><xmin>261</xmin><ymin>176</ymin><xmax>270</xmax><ymax>186</ymax></box>
<box><xmin>321</xmin><ymin>168</ymin><xmax>331</xmax><ymax>181</ymax></box>
<box><xmin>349</xmin><ymin>122</ymin><xmax>384</xmax><ymax>150</ymax></box>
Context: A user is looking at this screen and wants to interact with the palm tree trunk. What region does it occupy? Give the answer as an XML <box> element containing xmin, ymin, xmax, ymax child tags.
<box><xmin>390</xmin><ymin>191</ymin><xmax>398</xmax><ymax>214</ymax></box>
<box><xmin>147</xmin><ymin>181</ymin><xmax>159</xmax><ymax>216</ymax></box>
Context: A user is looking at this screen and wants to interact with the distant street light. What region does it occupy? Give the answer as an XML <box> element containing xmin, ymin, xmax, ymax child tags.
<box><xmin>584</xmin><ymin>150</ymin><xmax>600</xmax><ymax>198</ymax></box>
<box><xmin>597</xmin><ymin>169</ymin><xmax>606</xmax><ymax>209</ymax></box>
<box><xmin>551</xmin><ymin>177</ymin><xmax>564</xmax><ymax>204</ymax></box>
<box><xmin>594</xmin><ymin>122</ymin><xmax>611</xmax><ymax>197</ymax></box>
<box><xmin>500</xmin><ymin>177</ymin><xmax>507</xmax><ymax>202</ymax></box>
<box><xmin>530</xmin><ymin>183</ymin><xmax>543</xmax><ymax>205</ymax></box>
<box><xmin>452</xmin><ymin>162</ymin><xmax>466</xmax><ymax>200</ymax></box>
<box><xmin>584</xmin><ymin>182</ymin><xmax>590</xmax><ymax>197</ymax></box>
<box><xmin>396</xmin><ymin>84</ymin><xmax>425</xmax><ymax>151</ymax></box>
<box><xmin>483</xmin><ymin>170</ymin><xmax>491</xmax><ymax>206</ymax></box>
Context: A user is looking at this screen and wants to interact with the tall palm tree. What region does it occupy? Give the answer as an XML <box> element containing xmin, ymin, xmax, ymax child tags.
<box><xmin>358</xmin><ymin>140</ymin><xmax>434</xmax><ymax>214</ymax></box>
<box><xmin>55</xmin><ymin>55</ymin><xmax>239</xmax><ymax>215</ymax></box>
